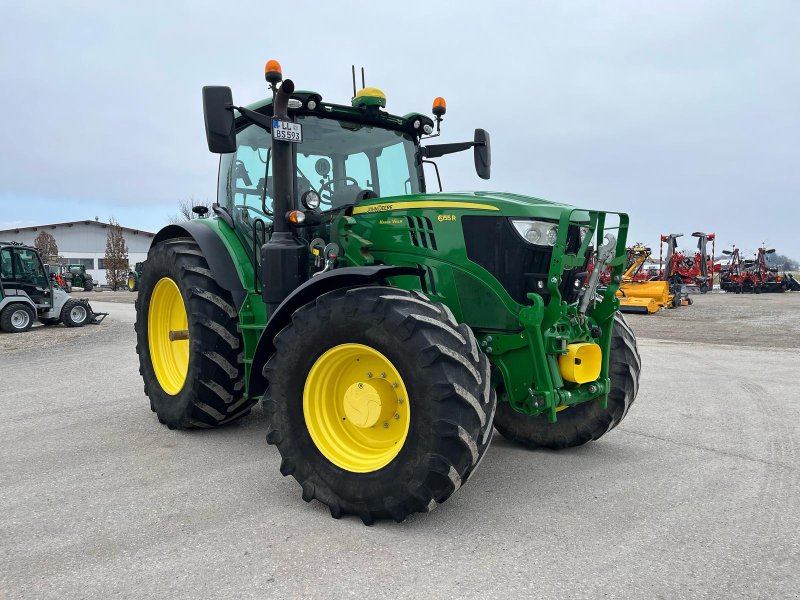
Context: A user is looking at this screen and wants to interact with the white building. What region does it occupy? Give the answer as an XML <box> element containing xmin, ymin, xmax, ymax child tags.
<box><xmin>0</xmin><ymin>220</ymin><xmax>155</xmax><ymax>286</ymax></box>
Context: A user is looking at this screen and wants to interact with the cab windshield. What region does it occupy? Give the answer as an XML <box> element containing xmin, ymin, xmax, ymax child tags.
<box><xmin>295</xmin><ymin>115</ymin><xmax>420</xmax><ymax>209</ymax></box>
<box><xmin>220</xmin><ymin>115</ymin><xmax>420</xmax><ymax>225</ymax></box>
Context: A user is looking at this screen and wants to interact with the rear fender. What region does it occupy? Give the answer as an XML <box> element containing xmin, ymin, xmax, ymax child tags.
<box><xmin>0</xmin><ymin>294</ymin><xmax>37</xmax><ymax>314</ymax></box>
<box><xmin>247</xmin><ymin>265</ymin><xmax>423</xmax><ymax>399</ymax></box>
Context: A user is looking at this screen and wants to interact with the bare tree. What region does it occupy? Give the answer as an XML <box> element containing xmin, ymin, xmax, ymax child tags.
<box><xmin>34</xmin><ymin>230</ymin><xmax>62</xmax><ymax>268</ymax></box>
<box><xmin>104</xmin><ymin>218</ymin><xmax>129</xmax><ymax>290</ymax></box>
<box><xmin>767</xmin><ymin>253</ymin><xmax>799</xmax><ymax>271</ymax></box>
<box><xmin>169</xmin><ymin>196</ymin><xmax>213</xmax><ymax>223</ymax></box>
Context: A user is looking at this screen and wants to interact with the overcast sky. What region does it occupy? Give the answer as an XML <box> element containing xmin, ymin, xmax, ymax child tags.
<box><xmin>1</xmin><ymin>1</ymin><xmax>798</xmax><ymax>260</ymax></box>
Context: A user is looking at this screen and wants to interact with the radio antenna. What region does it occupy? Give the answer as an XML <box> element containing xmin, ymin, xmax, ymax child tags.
<box><xmin>351</xmin><ymin>65</ymin><xmax>356</xmax><ymax>97</ymax></box>
<box><xmin>361</xmin><ymin>67</ymin><xmax>365</xmax><ymax>88</ymax></box>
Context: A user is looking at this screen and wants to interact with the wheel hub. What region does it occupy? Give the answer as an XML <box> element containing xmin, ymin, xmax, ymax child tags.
<box><xmin>11</xmin><ymin>309</ymin><xmax>30</xmax><ymax>329</ymax></box>
<box><xmin>342</xmin><ymin>382</ymin><xmax>383</xmax><ymax>428</ymax></box>
<box><xmin>303</xmin><ymin>343</ymin><xmax>410</xmax><ymax>473</ymax></box>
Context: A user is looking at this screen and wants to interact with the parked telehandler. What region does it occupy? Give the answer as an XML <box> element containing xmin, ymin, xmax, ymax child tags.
<box><xmin>0</xmin><ymin>242</ymin><xmax>106</xmax><ymax>332</ymax></box>
<box><xmin>135</xmin><ymin>61</ymin><xmax>641</xmax><ymax>523</ymax></box>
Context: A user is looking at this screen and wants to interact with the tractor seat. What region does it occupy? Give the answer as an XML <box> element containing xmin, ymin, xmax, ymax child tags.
<box><xmin>330</xmin><ymin>183</ymin><xmax>363</xmax><ymax>209</ymax></box>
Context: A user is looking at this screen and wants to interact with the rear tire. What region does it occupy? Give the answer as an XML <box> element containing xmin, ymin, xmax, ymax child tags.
<box><xmin>0</xmin><ymin>303</ymin><xmax>35</xmax><ymax>333</ymax></box>
<box><xmin>135</xmin><ymin>237</ymin><xmax>255</xmax><ymax>429</ymax></box>
<box><xmin>264</xmin><ymin>286</ymin><xmax>496</xmax><ymax>524</ymax></box>
<box><xmin>493</xmin><ymin>313</ymin><xmax>640</xmax><ymax>450</ymax></box>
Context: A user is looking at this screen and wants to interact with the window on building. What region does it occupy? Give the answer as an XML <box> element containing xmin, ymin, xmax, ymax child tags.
<box><xmin>68</xmin><ymin>258</ymin><xmax>95</xmax><ymax>270</ymax></box>
<box><xmin>98</xmin><ymin>259</ymin><xmax>105</xmax><ymax>269</ymax></box>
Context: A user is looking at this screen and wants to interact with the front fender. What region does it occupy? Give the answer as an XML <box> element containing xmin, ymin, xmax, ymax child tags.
<box><xmin>247</xmin><ymin>265</ymin><xmax>423</xmax><ymax>399</ymax></box>
<box><xmin>152</xmin><ymin>221</ymin><xmax>247</xmax><ymax>310</ymax></box>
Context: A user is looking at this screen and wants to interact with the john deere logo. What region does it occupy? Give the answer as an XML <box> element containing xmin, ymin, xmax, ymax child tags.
<box><xmin>366</xmin><ymin>204</ymin><xmax>394</xmax><ymax>213</ymax></box>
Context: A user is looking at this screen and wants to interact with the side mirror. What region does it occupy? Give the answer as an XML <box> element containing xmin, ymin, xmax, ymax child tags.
<box><xmin>474</xmin><ymin>128</ymin><xmax>491</xmax><ymax>180</ymax></box>
<box><xmin>202</xmin><ymin>86</ymin><xmax>236</xmax><ymax>154</ymax></box>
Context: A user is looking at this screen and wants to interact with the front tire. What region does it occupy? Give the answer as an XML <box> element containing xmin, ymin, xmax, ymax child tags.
<box><xmin>135</xmin><ymin>238</ymin><xmax>255</xmax><ymax>429</ymax></box>
<box><xmin>493</xmin><ymin>313</ymin><xmax>640</xmax><ymax>450</ymax></box>
<box><xmin>61</xmin><ymin>299</ymin><xmax>90</xmax><ymax>327</ymax></box>
<box><xmin>263</xmin><ymin>287</ymin><xmax>496</xmax><ymax>524</ymax></box>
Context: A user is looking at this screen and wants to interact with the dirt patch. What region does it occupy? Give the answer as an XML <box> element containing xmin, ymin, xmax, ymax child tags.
<box><xmin>0</xmin><ymin>322</ymin><xmax>99</xmax><ymax>354</ymax></box>
<box><xmin>70</xmin><ymin>290</ymin><xmax>137</xmax><ymax>304</ymax></box>
<box><xmin>624</xmin><ymin>291</ymin><xmax>800</xmax><ymax>348</ymax></box>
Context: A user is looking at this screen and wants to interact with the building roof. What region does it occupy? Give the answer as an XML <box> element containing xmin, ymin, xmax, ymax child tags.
<box><xmin>0</xmin><ymin>220</ymin><xmax>155</xmax><ymax>237</ymax></box>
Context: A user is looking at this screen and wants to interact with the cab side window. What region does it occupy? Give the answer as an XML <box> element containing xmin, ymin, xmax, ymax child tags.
<box><xmin>0</xmin><ymin>248</ymin><xmax>12</xmax><ymax>280</ymax></box>
<box><xmin>344</xmin><ymin>152</ymin><xmax>372</xmax><ymax>191</ymax></box>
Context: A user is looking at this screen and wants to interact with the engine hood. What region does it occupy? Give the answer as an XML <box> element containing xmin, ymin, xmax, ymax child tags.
<box><xmin>352</xmin><ymin>191</ymin><xmax>592</xmax><ymax>223</ymax></box>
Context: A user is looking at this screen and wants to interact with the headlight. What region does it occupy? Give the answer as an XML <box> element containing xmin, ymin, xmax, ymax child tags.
<box><xmin>301</xmin><ymin>190</ymin><xmax>321</xmax><ymax>210</ymax></box>
<box><xmin>510</xmin><ymin>219</ymin><xmax>560</xmax><ymax>247</ymax></box>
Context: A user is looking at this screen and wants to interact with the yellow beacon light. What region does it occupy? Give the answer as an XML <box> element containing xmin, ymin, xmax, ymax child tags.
<box><xmin>432</xmin><ymin>96</ymin><xmax>447</xmax><ymax>117</ymax></box>
<box><xmin>265</xmin><ymin>59</ymin><xmax>283</xmax><ymax>84</ymax></box>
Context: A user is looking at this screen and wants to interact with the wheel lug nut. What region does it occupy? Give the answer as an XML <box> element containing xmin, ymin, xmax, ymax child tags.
<box><xmin>380</xmin><ymin>372</ymin><xmax>386</xmax><ymax>378</ymax></box>
<box><xmin>392</xmin><ymin>382</ymin><xmax>399</xmax><ymax>388</ymax></box>
<box><xmin>367</xmin><ymin>372</ymin><xmax>373</xmax><ymax>378</ymax></box>
<box><xmin>383</xmin><ymin>423</ymin><xmax>389</xmax><ymax>428</ymax></box>
<box><xmin>397</xmin><ymin>398</ymin><xmax>404</xmax><ymax>404</ymax></box>
<box><xmin>393</xmin><ymin>414</ymin><xmax>400</xmax><ymax>420</ymax></box>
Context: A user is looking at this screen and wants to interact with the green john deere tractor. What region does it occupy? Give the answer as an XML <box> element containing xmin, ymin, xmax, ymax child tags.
<box><xmin>63</xmin><ymin>263</ymin><xmax>95</xmax><ymax>291</ymax></box>
<box><xmin>127</xmin><ymin>262</ymin><xmax>143</xmax><ymax>292</ymax></box>
<box><xmin>135</xmin><ymin>60</ymin><xmax>640</xmax><ymax>523</ymax></box>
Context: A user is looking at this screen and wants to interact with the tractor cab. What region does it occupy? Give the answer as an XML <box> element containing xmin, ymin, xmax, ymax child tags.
<box><xmin>0</xmin><ymin>242</ymin><xmax>53</xmax><ymax>309</ymax></box>
<box><xmin>204</xmin><ymin>65</ymin><xmax>489</xmax><ymax>274</ymax></box>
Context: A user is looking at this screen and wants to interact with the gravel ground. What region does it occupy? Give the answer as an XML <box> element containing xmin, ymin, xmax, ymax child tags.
<box><xmin>70</xmin><ymin>289</ymin><xmax>137</xmax><ymax>304</ymax></box>
<box><xmin>1</xmin><ymin>294</ymin><xmax>798</xmax><ymax>599</ymax></box>
<box><xmin>626</xmin><ymin>290</ymin><xmax>800</xmax><ymax>348</ymax></box>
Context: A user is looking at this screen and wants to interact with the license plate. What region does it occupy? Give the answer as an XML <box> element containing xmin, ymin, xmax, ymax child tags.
<box><xmin>273</xmin><ymin>119</ymin><xmax>302</xmax><ymax>143</ymax></box>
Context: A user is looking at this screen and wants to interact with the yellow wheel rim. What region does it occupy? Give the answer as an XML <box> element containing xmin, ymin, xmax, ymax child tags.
<box><xmin>128</xmin><ymin>277</ymin><xmax>135</xmax><ymax>290</ymax></box>
<box><xmin>303</xmin><ymin>343</ymin><xmax>410</xmax><ymax>473</ymax></box>
<box><xmin>148</xmin><ymin>277</ymin><xmax>189</xmax><ymax>395</ymax></box>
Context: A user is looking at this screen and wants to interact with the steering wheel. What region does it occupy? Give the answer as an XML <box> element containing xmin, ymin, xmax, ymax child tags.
<box><xmin>319</xmin><ymin>177</ymin><xmax>360</xmax><ymax>205</ymax></box>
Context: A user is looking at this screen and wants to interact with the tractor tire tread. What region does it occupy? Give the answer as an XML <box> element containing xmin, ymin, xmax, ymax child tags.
<box><xmin>263</xmin><ymin>286</ymin><xmax>496</xmax><ymax>523</ymax></box>
<box><xmin>135</xmin><ymin>237</ymin><xmax>255</xmax><ymax>429</ymax></box>
<box><xmin>0</xmin><ymin>303</ymin><xmax>35</xmax><ymax>333</ymax></box>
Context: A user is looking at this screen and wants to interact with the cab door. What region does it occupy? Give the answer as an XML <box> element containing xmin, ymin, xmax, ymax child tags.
<box><xmin>10</xmin><ymin>247</ymin><xmax>52</xmax><ymax>309</ymax></box>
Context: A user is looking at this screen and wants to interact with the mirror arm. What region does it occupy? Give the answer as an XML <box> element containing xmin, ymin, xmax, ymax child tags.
<box><xmin>234</xmin><ymin>105</ymin><xmax>274</xmax><ymax>132</ymax></box>
<box><xmin>421</xmin><ymin>141</ymin><xmax>480</xmax><ymax>159</ymax></box>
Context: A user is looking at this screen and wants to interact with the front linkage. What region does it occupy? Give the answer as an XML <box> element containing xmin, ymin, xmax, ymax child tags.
<box><xmin>483</xmin><ymin>209</ymin><xmax>628</xmax><ymax>421</ymax></box>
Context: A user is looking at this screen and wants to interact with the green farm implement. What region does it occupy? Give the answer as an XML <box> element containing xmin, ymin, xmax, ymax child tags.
<box><xmin>135</xmin><ymin>60</ymin><xmax>640</xmax><ymax>523</ymax></box>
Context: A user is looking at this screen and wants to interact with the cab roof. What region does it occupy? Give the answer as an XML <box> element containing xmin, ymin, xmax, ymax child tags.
<box><xmin>237</xmin><ymin>90</ymin><xmax>434</xmax><ymax>138</ymax></box>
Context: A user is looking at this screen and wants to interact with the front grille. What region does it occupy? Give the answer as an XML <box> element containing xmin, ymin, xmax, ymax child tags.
<box><xmin>462</xmin><ymin>216</ymin><xmax>586</xmax><ymax>305</ymax></box>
